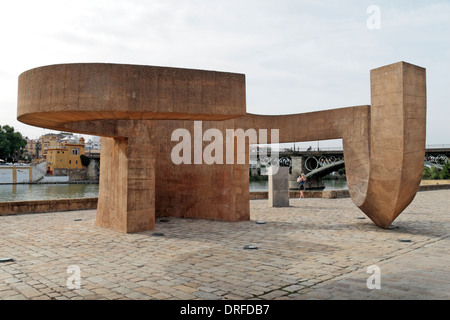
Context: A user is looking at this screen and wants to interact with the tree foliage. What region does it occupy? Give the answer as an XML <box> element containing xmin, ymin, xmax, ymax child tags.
<box><xmin>0</xmin><ymin>125</ymin><xmax>27</xmax><ymax>161</ymax></box>
<box><xmin>422</xmin><ymin>161</ymin><xmax>450</xmax><ymax>180</ymax></box>
<box><xmin>440</xmin><ymin>162</ymin><xmax>450</xmax><ymax>179</ymax></box>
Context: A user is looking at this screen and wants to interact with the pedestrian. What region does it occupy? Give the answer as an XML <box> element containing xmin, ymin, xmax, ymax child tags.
<box><xmin>297</xmin><ymin>173</ymin><xmax>307</xmax><ymax>199</ymax></box>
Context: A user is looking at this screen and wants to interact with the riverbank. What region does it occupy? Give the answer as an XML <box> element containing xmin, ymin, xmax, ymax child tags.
<box><xmin>0</xmin><ymin>181</ymin><xmax>448</xmax><ymax>216</ymax></box>
<box><xmin>420</xmin><ymin>179</ymin><xmax>450</xmax><ymax>185</ymax></box>
<box><xmin>0</xmin><ymin>181</ymin><xmax>99</xmax><ymax>185</ymax></box>
<box><xmin>0</xmin><ymin>197</ymin><xmax>98</xmax><ymax>215</ymax></box>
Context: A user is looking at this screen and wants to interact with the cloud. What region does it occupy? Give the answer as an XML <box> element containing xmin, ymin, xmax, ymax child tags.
<box><xmin>0</xmin><ymin>0</ymin><xmax>448</xmax><ymax>145</ymax></box>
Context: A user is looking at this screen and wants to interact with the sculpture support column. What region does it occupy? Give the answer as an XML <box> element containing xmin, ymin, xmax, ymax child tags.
<box><xmin>355</xmin><ymin>62</ymin><xmax>426</xmax><ymax>227</ymax></box>
<box><xmin>96</xmin><ymin>132</ymin><xmax>156</xmax><ymax>233</ymax></box>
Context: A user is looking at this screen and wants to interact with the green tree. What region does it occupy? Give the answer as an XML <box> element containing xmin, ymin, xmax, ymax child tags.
<box><xmin>439</xmin><ymin>162</ymin><xmax>450</xmax><ymax>179</ymax></box>
<box><xmin>422</xmin><ymin>162</ymin><xmax>450</xmax><ymax>180</ymax></box>
<box><xmin>0</xmin><ymin>125</ymin><xmax>27</xmax><ymax>161</ymax></box>
<box><xmin>422</xmin><ymin>167</ymin><xmax>432</xmax><ymax>179</ymax></box>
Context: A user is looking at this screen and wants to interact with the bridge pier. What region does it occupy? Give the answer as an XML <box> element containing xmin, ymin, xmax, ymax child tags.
<box><xmin>303</xmin><ymin>176</ymin><xmax>325</xmax><ymax>190</ymax></box>
<box><xmin>289</xmin><ymin>156</ymin><xmax>303</xmax><ymax>190</ymax></box>
<box><xmin>288</xmin><ymin>155</ymin><xmax>326</xmax><ymax>190</ymax></box>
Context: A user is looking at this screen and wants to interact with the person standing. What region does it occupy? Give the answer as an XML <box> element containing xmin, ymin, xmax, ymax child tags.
<box><xmin>297</xmin><ymin>173</ymin><xmax>307</xmax><ymax>199</ymax></box>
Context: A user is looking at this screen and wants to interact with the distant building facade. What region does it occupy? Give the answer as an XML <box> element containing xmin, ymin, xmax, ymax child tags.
<box><xmin>39</xmin><ymin>133</ymin><xmax>60</xmax><ymax>158</ymax></box>
<box><xmin>84</xmin><ymin>136</ymin><xmax>101</xmax><ymax>157</ymax></box>
<box><xmin>46</xmin><ymin>137</ymin><xmax>86</xmax><ymax>174</ymax></box>
<box><xmin>24</xmin><ymin>139</ymin><xmax>40</xmax><ymax>160</ymax></box>
<box><xmin>23</xmin><ymin>132</ymin><xmax>100</xmax><ymax>174</ymax></box>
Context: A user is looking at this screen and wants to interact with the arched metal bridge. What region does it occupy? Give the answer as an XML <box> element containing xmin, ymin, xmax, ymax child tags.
<box><xmin>251</xmin><ymin>146</ymin><xmax>449</xmax><ymax>183</ymax></box>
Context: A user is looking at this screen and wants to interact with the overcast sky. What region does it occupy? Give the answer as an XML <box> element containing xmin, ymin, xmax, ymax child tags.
<box><xmin>0</xmin><ymin>0</ymin><xmax>449</xmax><ymax>148</ymax></box>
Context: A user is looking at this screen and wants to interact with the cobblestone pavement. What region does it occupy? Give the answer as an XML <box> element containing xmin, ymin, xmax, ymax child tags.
<box><xmin>0</xmin><ymin>190</ymin><xmax>449</xmax><ymax>300</ymax></box>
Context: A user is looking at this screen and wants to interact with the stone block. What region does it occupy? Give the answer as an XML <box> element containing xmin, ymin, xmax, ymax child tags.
<box><xmin>49</xmin><ymin>200</ymin><xmax>70</xmax><ymax>212</ymax></box>
<box><xmin>9</xmin><ymin>202</ymin><xmax>30</xmax><ymax>214</ymax></box>
<box><xmin>0</xmin><ymin>202</ymin><xmax>10</xmax><ymax>215</ymax></box>
<box><xmin>28</xmin><ymin>200</ymin><xmax>51</xmax><ymax>213</ymax></box>
<box><xmin>268</xmin><ymin>167</ymin><xmax>289</xmax><ymax>207</ymax></box>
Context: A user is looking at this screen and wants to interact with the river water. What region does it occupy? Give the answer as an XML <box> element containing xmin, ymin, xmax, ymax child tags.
<box><xmin>0</xmin><ymin>184</ymin><xmax>100</xmax><ymax>202</ymax></box>
<box><xmin>0</xmin><ymin>180</ymin><xmax>347</xmax><ymax>202</ymax></box>
<box><xmin>249</xmin><ymin>179</ymin><xmax>348</xmax><ymax>192</ymax></box>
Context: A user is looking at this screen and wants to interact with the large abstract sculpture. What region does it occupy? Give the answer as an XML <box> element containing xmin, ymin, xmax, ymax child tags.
<box><xmin>17</xmin><ymin>61</ymin><xmax>426</xmax><ymax>232</ymax></box>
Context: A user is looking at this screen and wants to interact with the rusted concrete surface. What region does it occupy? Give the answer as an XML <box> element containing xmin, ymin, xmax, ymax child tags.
<box><xmin>17</xmin><ymin>62</ymin><xmax>426</xmax><ymax>232</ymax></box>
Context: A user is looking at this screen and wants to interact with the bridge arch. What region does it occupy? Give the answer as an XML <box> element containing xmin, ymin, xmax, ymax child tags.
<box><xmin>305</xmin><ymin>160</ymin><xmax>345</xmax><ymax>180</ymax></box>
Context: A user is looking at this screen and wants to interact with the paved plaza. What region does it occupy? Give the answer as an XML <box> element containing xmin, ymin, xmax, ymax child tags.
<box><xmin>0</xmin><ymin>190</ymin><xmax>449</xmax><ymax>300</ymax></box>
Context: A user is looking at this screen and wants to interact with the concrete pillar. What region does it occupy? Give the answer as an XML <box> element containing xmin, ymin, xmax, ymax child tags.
<box><xmin>96</xmin><ymin>135</ymin><xmax>156</xmax><ymax>233</ymax></box>
<box><xmin>268</xmin><ymin>166</ymin><xmax>289</xmax><ymax>207</ymax></box>
<box><xmin>350</xmin><ymin>61</ymin><xmax>427</xmax><ymax>227</ymax></box>
<box><xmin>289</xmin><ymin>156</ymin><xmax>303</xmax><ymax>190</ymax></box>
<box><xmin>94</xmin><ymin>119</ymin><xmax>251</xmax><ymax>233</ymax></box>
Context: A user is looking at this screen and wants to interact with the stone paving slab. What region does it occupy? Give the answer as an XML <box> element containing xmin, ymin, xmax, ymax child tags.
<box><xmin>0</xmin><ymin>190</ymin><xmax>449</xmax><ymax>300</ymax></box>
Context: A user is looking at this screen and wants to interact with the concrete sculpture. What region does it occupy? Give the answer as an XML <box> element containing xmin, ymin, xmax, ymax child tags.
<box><xmin>17</xmin><ymin>61</ymin><xmax>426</xmax><ymax>232</ymax></box>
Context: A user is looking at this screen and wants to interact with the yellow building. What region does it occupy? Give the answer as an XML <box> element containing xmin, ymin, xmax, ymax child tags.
<box><xmin>40</xmin><ymin>133</ymin><xmax>60</xmax><ymax>158</ymax></box>
<box><xmin>24</xmin><ymin>139</ymin><xmax>39</xmax><ymax>159</ymax></box>
<box><xmin>46</xmin><ymin>138</ymin><xmax>85</xmax><ymax>174</ymax></box>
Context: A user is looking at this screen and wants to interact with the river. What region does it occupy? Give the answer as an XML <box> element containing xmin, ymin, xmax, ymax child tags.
<box><xmin>249</xmin><ymin>179</ymin><xmax>348</xmax><ymax>192</ymax></box>
<box><xmin>0</xmin><ymin>180</ymin><xmax>348</xmax><ymax>202</ymax></box>
<box><xmin>0</xmin><ymin>184</ymin><xmax>100</xmax><ymax>202</ymax></box>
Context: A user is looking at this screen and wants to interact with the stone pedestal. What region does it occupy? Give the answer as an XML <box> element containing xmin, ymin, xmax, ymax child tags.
<box><xmin>268</xmin><ymin>166</ymin><xmax>289</xmax><ymax>207</ymax></box>
<box><xmin>289</xmin><ymin>156</ymin><xmax>303</xmax><ymax>190</ymax></box>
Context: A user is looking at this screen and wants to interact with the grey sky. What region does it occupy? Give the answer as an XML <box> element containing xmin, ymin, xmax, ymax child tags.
<box><xmin>0</xmin><ymin>0</ymin><xmax>449</xmax><ymax>148</ymax></box>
